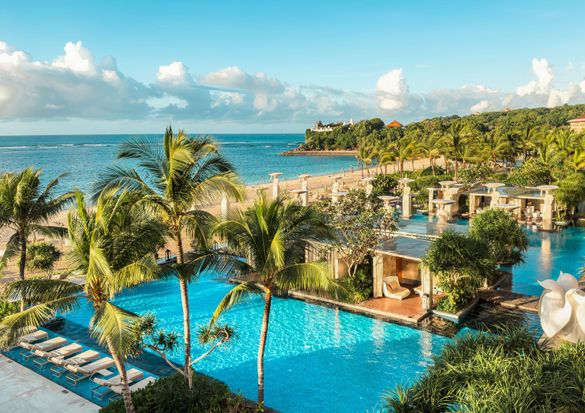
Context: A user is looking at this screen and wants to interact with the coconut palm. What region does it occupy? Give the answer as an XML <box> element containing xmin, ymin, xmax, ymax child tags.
<box><xmin>208</xmin><ymin>194</ymin><xmax>338</xmax><ymax>406</ymax></box>
<box><xmin>416</xmin><ymin>136</ymin><xmax>442</xmax><ymax>176</ymax></box>
<box><xmin>395</xmin><ymin>136</ymin><xmax>417</xmax><ymax>177</ymax></box>
<box><xmin>517</xmin><ymin>125</ymin><xmax>539</xmax><ymax>161</ymax></box>
<box><xmin>94</xmin><ymin>126</ymin><xmax>243</xmax><ymax>388</ymax></box>
<box><xmin>0</xmin><ymin>190</ymin><xmax>165</xmax><ymax>413</ymax></box>
<box><xmin>0</xmin><ymin>168</ymin><xmax>74</xmax><ymax>280</ymax></box>
<box><xmin>440</xmin><ymin>123</ymin><xmax>470</xmax><ymax>178</ymax></box>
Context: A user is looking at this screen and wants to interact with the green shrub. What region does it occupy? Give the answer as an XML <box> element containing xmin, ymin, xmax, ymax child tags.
<box><xmin>100</xmin><ymin>373</ymin><xmax>249</xmax><ymax>413</ymax></box>
<box><xmin>385</xmin><ymin>328</ymin><xmax>585</xmax><ymax>412</ymax></box>
<box><xmin>555</xmin><ymin>171</ymin><xmax>585</xmax><ymax>216</ymax></box>
<box><xmin>371</xmin><ymin>174</ymin><xmax>398</xmax><ymax>197</ymax></box>
<box><xmin>24</xmin><ymin>242</ymin><xmax>61</xmax><ymax>276</ymax></box>
<box><xmin>469</xmin><ymin>209</ymin><xmax>528</xmax><ymax>265</ymax></box>
<box><xmin>507</xmin><ymin>159</ymin><xmax>552</xmax><ymax>187</ymax></box>
<box><xmin>341</xmin><ymin>265</ymin><xmax>373</xmax><ymax>303</ymax></box>
<box><xmin>0</xmin><ymin>299</ymin><xmax>18</xmax><ymax>321</ymax></box>
<box><xmin>458</xmin><ymin>164</ymin><xmax>495</xmax><ymax>186</ymax></box>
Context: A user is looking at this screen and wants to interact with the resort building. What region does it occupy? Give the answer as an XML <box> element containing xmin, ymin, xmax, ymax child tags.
<box><xmin>568</xmin><ymin>115</ymin><xmax>585</xmax><ymax>132</ymax></box>
<box><xmin>311</xmin><ymin>119</ymin><xmax>354</xmax><ymax>132</ymax></box>
<box><xmin>385</xmin><ymin>120</ymin><xmax>403</xmax><ymax>128</ymax></box>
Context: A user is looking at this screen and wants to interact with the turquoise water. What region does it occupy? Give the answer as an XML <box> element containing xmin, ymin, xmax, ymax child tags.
<box><xmin>0</xmin><ymin>134</ymin><xmax>358</xmax><ymax>192</ymax></box>
<box><xmin>65</xmin><ymin>276</ymin><xmax>459</xmax><ymax>413</ymax></box>
<box><xmin>401</xmin><ymin>213</ymin><xmax>585</xmax><ymax>296</ymax></box>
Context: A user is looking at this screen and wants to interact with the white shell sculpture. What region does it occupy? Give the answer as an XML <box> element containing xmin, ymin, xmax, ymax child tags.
<box><xmin>538</xmin><ymin>272</ymin><xmax>585</xmax><ymax>343</ymax></box>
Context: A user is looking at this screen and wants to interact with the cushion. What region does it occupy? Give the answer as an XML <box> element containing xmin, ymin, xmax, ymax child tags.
<box><xmin>386</xmin><ymin>280</ymin><xmax>399</xmax><ymax>290</ymax></box>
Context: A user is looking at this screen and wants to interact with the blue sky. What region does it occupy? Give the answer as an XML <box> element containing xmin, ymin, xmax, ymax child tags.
<box><xmin>1</xmin><ymin>1</ymin><xmax>584</xmax><ymax>134</ymax></box>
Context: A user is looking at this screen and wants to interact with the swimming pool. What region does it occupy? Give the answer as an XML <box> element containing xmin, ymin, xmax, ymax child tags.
<box><xmin>401</xmin><ymin>214</ymin><xmax>585</xmax><ymax>296</ymax></box>
<box><xmin>65</xmin><ymin>276</ymin><xmax>462</xmax><ymax>413</ymax></box>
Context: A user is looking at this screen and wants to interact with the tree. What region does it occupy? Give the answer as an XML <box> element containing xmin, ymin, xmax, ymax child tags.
<box><xmin>507</xmin><ymin>159</ymin><xmax>552</xmax><ymax>187</ymax></box>
<box><xmin>423</xmin><ymin>231</ymin><xmax>496</xmax><ymax>313</ymax></box>
<box><xmin>95</xmin><ymin>127</ymin><xmax>243</xmax><ymax>388</ymax></box>
<box><xmin>24</xmin><ymin>242</ymin><xmax>61</xmax><ymax>277</ymax></box>
<box><xmin>0</xmin><ymin>168</ymin><xmax>74</xmax><ymax>280</ymax></box>
<box><xmin>208</xmin><ymin>194</ymin><xmax>340</xmax><ymax>407</ymax></box>
<box><xmin>0</xmin><ymin>190</ymin><xmax>166</xmax><ymax>413</ymax></box>
<box><xmin>440</xmin><ymin>123</ymin><xmax>470</xmax><ymax>178</ymax></box>
<box><xmin>469</xmin><ymin>209</ymin><xmax>528</xmax><ymax>265</ymax></box>
<box><xmin>316</xmin><ymin>189</ymin><xmax>396</xmax><ymax>278</ymax></box>
<box><xmin>555</xmin><ymin>171</ymin><xmax>585</xmax><ymax>216</ymax></box>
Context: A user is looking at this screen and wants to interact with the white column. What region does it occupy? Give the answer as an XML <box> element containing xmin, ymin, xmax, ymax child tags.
<box><xmin>269</xmin><ymin>172</ymin><xmax>282</xmax><ymax>200</ymax></box>
<box><xmin>542</xmin><ymin>193</ymin><xmax>554</xmax><ymax>231</ymax></box>
<box><xmin>402</xmin><ymin>185</ymin><xmax>412</xmax><ymax>219</ymax></box>
<box><xmin>427</xmin><ymin>188</ymin><xmax>435</xmax><ymax>214</ymax></box>
<box><xmin>373</xmin><ymin>253</ymin><xmax>384</xmax><ymax>298</ymax></box>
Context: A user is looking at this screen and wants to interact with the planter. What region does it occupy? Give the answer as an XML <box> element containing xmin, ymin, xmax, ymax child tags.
<box><xmin>554</xmin><ymin>220</ymin><xmax>569</xmax><ymax>227</ymax></box>
<box><xmin>432</xmin><ymin>296</ymin><xmax>479</xmax><ymax>323</ymax></box>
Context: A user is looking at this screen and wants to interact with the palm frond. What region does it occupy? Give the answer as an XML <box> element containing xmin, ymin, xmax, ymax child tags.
<box><xmin>274</xmin><ymin>262</ymin><xmax>342</xmax><ymax>297</ymax></box>
<box><xmin>90</xmin><ymin>302</ymin><xmax>140</xmax><ymax>358</ymax></box>
<box><xmin>209</xmin><ymin>281</ymin><xmax>265</xmax><ymax>325</ymax></box>
<box><xmin>6</xmin><ymin>279</ymin><xmax>82</xmax><ymax>303</ymax></box>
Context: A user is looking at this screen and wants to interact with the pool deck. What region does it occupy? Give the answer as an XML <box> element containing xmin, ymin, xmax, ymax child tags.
<box><xmin>480</xmin><ymin>290</ymin><xmax>539</xmax><ymax>313</ymax></box>
<box><xmin>0</xmin><ymin>354</ymin><xmax>99</xmax><ymax>413</ymax></box>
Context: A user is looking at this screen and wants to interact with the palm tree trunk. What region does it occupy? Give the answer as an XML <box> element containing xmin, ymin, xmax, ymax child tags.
<box><xmin>107</xmin><ymin>340</ymin><xmax>135</xmax><ymax>413</ymax></box>
<box><xmin>176</xmin><ymin>231</ymin><xmax>193</xmax><ymax>389</ymax></box>
<box><xmin>19</xmin><ymin>231</ymin><xmax>26</xmax><ymax>281</ymax></box>
<box><xmin>257</xmin><ymin>289</ymin><xmax>272</xmax><ymax>406</ymax></box>
<box><xmin>454</xmin><ymin>160</ymin><xmax>458</xmax><ymax>179</ymax></box>
<box><xmin>400</xmin><ymin>160</ymin><xmax>404</xmax><ymax>177</ymax></box>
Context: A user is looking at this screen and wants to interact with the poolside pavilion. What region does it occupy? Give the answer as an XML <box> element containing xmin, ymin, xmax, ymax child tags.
<box><xmin>364</xmin><ymin>236</ymin><xmax>439</xmax><ymax>321</ymax></box>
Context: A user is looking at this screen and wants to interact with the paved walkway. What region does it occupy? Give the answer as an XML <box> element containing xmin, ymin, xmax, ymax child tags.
<box><xmin>0</xmin><ymin>354</ymin><xmax>99</xmax><ymax>413</ymax></box>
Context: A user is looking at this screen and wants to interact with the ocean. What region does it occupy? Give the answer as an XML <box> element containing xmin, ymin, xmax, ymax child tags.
<box><xmin>0</xmin><ymin>134</ymin><xmax>358</xmax><ymax>194</ymax></box>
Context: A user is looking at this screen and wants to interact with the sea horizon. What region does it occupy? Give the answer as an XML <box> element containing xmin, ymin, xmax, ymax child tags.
<box><xmin>0</xmin><ymin>133</ymin><xmax>359</xmax><ymax>193</ymax></box>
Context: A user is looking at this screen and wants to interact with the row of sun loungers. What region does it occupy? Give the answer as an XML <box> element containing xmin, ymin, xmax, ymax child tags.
<box><xmin>15</xmin><ymin>329</ymin><xmax>156</xmax><ymax>401</ymax></box>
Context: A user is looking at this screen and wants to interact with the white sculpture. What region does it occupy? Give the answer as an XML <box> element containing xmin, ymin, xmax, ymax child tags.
<box><xmin>538</xmin><ymin>272</ymin><xmax>585</xmax><ymax>343</ymax></box>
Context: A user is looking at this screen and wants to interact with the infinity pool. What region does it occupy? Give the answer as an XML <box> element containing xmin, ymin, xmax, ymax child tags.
<box><xmin>66</xmin><ymin>276</ymin><xmax>460</xmax><ymax>412</ymax></box>
<box><xmin>400</xmin><ymin>214</ymin><xmax>585</xmax><ymax>296</ymax></box>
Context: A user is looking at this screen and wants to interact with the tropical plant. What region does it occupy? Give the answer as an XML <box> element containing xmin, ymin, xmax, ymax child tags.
<box><xmin>316</xmin><ymin>189</ymin><xmax>397</xmax><ymax>279</ymax></box>
<box><xmin>423</xmin><ymin>231</ymin><xmax>496</xmax><ymax>313</ymax></box>
<box><xmin>440</xmin><ymin>123</ymin><xmax>470</xmax><ymax>178</ymax></box>
<box><xmin>555</xmin><ymin>171</ymin><xmax>585</xmax><ymax>217</ymax></box>
<box><xmin>469</xmin><ymin>209</ymin><xmax>528</xmax><ymax>265</ymax></box>
<box><xmin>506</xmin><ymin>159</ymin><xmax>552</xmax><ymax>187</ymax></box>
<box><xmin>0</xmin><ymin>168</ymin><xmax>74</xmax><ymax>280</ymax></box>
<box><xmin>385</xmin><ymin>328</ymin><xmax>585</xmax><ymax>413</ymax></box>
<box><xmin>371</xmin><ymin>174</ymin><xmax>398</xmax><ymax>197</ymax></box>
<box><xmin>208</xmin><ymin>194</ymin><xmax>340</xmax><ymax>406</ymax></box>
<box><xmin>94</xmin><ymin>126</ymin><xmax>243</xmax><ymax>388</ymax></box>
<box><xmin>0</xmin><ymin>190</ymin><xmax>166</xmax><ymax>413</ymax></box>
<box><xmin>24</xmin><ymin>242</ymin><xmax>61</xmax><ymax>277</ymax></box>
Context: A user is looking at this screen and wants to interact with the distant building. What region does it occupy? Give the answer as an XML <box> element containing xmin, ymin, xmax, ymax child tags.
<box><xmin>385</xmin><ymin>120</ymin><xmax>403</xmax><ymax>128</ymax></box>
<box><xmin>568</xmin><ymin>115</ymin><xmax>585</xmax><ymax>133</ymax></box>
<box><xmin>312</xmin><ymin>119</ymin><xmax>354</xmax><ymax>132</ymax></box>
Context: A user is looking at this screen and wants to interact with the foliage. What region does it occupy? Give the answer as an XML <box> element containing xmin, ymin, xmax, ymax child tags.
<box><xmin>371</xmin><ymin>174</ymin><xmax>398</xmax><ymax>197</ymax></box>
<box><xmin>385</xmin><ymin>328</ymin><xmax>585</xmax><ymax>413</ymax></box>
<box><xmin>506</xmin><ymin>158</ymin><xmax>552</xmax><ymax>186</ymax></box>
<box><xmin>341</xmin><ymin>264</ymin><xmax>373</xmax><ymax>303</ymax></box>
<box><xmin>457</xmin><ymin>164</ymin><xmax>495</xmax><ymax>186</ymax></box>
<box><xmin>303</xmin><ymin>118</ymin><xmax>388</xmax><ymax>151</ymax></box>
<box><xmin>24</xmin><ymin>242</ymin><xmax>61</xmax><ymax>276</ymax></box>
<box><xmin>423</xmin><ymin>231</ymin><xmax>496</xmax><ymax>313</ymax></box>
<box><xmin>100</xmin><ymin>373</ymin><xmax>250</xmax><ymax>413</ymax></box>
<box><xmin>469</xmin><ymin>209</ymin><xmax>528</xmax><ymax>265</ymax></box>
<box><xmin>0</xmin><ymin>297</ymin><xmax>18</xmax><ymax>321</ymax></box>
<box><xmin>555</xmin><ymin>171</ymin><xmax>585</xmax><ymax>215</ymax></box>
<box><xmin>0</xmin><ymin>167</ymin><xmax>74</xmax><ymax>279</ymax></box>
<box><xmin>316</xmin><ymin>189</ymin><xmax>396</xmax><ymax>278</ymax></box>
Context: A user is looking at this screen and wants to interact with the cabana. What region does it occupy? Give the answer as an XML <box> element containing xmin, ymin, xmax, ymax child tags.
<box><xmin>372</xmin><ymin>236</ymin><xmax>436</xmax><ymax>311</ymax></box>
<box><xmin>427</xmin><ymin>181</ymin><xmax>466</xmax><ymax>217</ymax></box>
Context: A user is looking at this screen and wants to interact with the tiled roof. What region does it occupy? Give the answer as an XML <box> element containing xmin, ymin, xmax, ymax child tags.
<box><xmin>385</xmin><ymin>120</ymin><xmax>403</xmax><ymax>128</ymax></box>
<box><xmin>568</xmin><ymin>115</ymin><xmax>585</xmax><ymax>122</ymax></box>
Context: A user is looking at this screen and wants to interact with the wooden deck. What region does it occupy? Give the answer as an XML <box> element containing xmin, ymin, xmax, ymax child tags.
<box><xmin>480</xmin><ymin>289</ymin><xmax>539</xmax><ymax>313</ymax></box>
<box><xmin>361</xmin><ymin>293</ymin><xmax>428</xmax><ymax>323</ymax></box>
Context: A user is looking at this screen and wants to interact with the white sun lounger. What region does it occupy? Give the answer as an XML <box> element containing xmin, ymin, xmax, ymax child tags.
<box><xmin>49</xmin><ymin>350</ymin><xmax>100</xmax><ymax>377</ymax></box>
<box><xmin>18</xmin><ymin>330</ymin><xmax>48</xmax><ymax>344</ymax></box>
<box><xmin>66</xmin><ymin>357</ymin><xmax>115</xmax><ymax>385</ymax></box>
<box><xmin>91</xmin><ymin>368</ymin><xmax>145</xmax><ymax>400</ymax></box>
<box><xmin>19</xmin><ymin>337</ymin><xmax>68</xmax><ymax>361</ymax></box>
<box><xmin>108</xmin><ymin>377</ymin><xmax>157</xmax><ymax>402</ymax></box>
<box><xmin>32</xmin><ymin>343</ymin><xmax>83</xmax><ymax>368</ymax></box>
<box><xmin>382</xmin><ymin>276</ymin><xmax>411</xmax><ymax>300</ymax></box>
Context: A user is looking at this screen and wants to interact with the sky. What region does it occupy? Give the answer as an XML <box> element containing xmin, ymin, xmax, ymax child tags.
<box><xmin>1</xmin><ymin>0</ymin><xmax>585</xmax><ymax>135</ymax></box>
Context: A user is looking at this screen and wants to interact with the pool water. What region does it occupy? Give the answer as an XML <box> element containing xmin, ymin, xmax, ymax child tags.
<box><xmin>66</xmin><ymin>276</ymin><xmax>462</xmax><ymax>413</ymax></box>
<box><xmin>402</xmin><ymin>214</ymin><xmax>585</xmax><ymax>296</ymax></box>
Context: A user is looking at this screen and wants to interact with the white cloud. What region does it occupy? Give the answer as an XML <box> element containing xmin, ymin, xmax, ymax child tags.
<box><xmin>1</xmin><ymin>40</ymin><xmax>585</xmax><ymax>130</ymax></box>
<box><xmin>516</xmin><ymin>58</ymin><xmax>554</xmax><ymax>96</ymax></box>
<box><xmin>156</xmin><ymin>61</ymin><xmax>191</xmax><ymax>85</ymax></box>
<box><xmin>52</xmin><ymin>41</ymin><xmax>96</xmax><ymax>75</ymax></box>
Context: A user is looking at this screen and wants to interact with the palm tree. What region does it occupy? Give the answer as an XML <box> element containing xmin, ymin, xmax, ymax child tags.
<box><xmin>395</xmin><ymin>137</ymin><xmax>417</xmax><ymax>177</ymax></box>
<box><xmin>208</xmin><ymin>194</ymin><xmax>338</xmax><ymax>407</ymax></box>
<box><xmin>416</xmin><ymin>136</ymin><xmax>441</xmax><ymax>176</ymax></box>
<box><xmin>0</xmin><ymin>190</ymin><xmax>166</xmax><ymax>413</ymax></box>
<box><xmin>0</xmin><ymin>168</ymin><xmax>74</xmax><ymax>281</ymax></box>
<box><xmin>517</xmin><ymin>125</ymin><xmax>538</xmax><ymax>161</ymax></box>
<box><xmin>94</xmin><ymin>127</ymin><xmax>243</xmax><ymax>388</ymax></box>
<box><xmin>441</xmin><ymin>123</ymin><xmax>470</xmax><ymax>178</ymax></box>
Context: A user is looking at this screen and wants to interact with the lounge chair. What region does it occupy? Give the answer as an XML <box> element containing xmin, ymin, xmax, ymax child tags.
<box><xmin>18</xmin><ymin>330</ymin><xmax>48</xmax><ymax>344</ymax></box>
<box><xmin>49</xmin><ymin>349</ymin><xmax>100</xmax><ymax>377</ymax></box>
<box><xmin>66</xmin><ymin>357</ymin><xmax>115</xmax><ymax>385</ymax></box>
<box><xmin>382</xmin><ymin>276</ymin><xmax>411</xmax><ymax>300</ymax></box>
<box><xmin>19</xmin><ymin>337</ymin><xmax>68</xmax><ymax>361</ymax></box>
<box><xmin>32</xmin><ymin>343</ymin><xmax>82</xmax><ymax>369</ymax></box>
<box><xmin>108</xmin><ymin>377</ymin><xmax>157</xmax><ymax>402</ymax></box>
<box><xmin>91</xmin><ymin>368</ymin><xmax>144</xmax><ymax>400</ymax></box>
